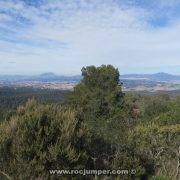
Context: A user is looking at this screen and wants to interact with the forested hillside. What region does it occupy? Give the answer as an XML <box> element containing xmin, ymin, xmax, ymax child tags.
<box><xmin>0</xmin><ymin>87</ymin><xmax>68</xmax><ymax>121</ymax></box>
<box><xmin>0</xmin><ymin>65</ymin><xmax>179</xmax><ymax>180</ymax></box>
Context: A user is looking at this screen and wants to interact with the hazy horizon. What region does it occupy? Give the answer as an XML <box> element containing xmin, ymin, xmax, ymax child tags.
<box><xmin>0</xmin><ymin>0</ymin><xmax>180</xmax><ymax>75</ymax></box>
<box><xmin>0</xmin><ymin>71</ymin><xmax>180</xmax><ymax>76</ymax></box>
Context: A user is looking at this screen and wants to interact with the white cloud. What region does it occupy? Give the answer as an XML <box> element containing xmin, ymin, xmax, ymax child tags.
<box><xmin>0</xmin><ymin>0</ymin><xmax>180</xmax><ymax>74</ymax></box>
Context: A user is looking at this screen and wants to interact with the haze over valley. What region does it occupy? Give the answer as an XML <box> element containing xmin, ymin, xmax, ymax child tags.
<box><xmin>0</xmin><ymin>72</ymin><xmax>180</xmax><ymax>92</ymax></box>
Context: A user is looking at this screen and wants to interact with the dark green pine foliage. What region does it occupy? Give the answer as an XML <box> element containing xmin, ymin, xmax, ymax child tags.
<box><xmin>66</xmin><ymin>65</ymin><xmax>133</xmax><ymax>172</ymax></box>
<box><xmin>66</xmin><ymin>65</ymin><xmax>131</xmax><ymax>141</ymax></box>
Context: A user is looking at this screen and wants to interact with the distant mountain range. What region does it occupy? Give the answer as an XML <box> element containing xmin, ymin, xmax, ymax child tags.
<box><xmin>0</xmin><ymin>72</ymin><xmax>180</xmax><ymax>82</ymax></box>
<box><xmin>0</xmin><ymin>73</ymin><xmax>81</xmax><ymax>82</ymax></box>
<box><xmin>121</xmin><ymin>72</ymin><xmax>180</xmax><ymax>82</ymax></box>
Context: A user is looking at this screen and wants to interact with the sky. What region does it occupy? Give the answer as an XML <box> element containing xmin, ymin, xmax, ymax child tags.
<box><xmin>0</xmin><ymin>0</ymin><xmax>180</xmax><ymax>75</ymax></box>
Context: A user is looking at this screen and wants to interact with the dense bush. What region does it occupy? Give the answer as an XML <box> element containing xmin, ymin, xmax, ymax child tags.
<box><xmin>0</xmin><ymin>99</ymin><xmax>88</xmax><ymax>179</ymax></box>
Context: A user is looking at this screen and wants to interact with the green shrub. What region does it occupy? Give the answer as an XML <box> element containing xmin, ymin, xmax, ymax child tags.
<box><xmin>0</xmin><ymin>99</ymin><xmax>88</xmax><ymax>179</ymax></box>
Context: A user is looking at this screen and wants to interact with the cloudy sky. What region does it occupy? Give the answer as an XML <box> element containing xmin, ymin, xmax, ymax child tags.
<box><xmin>0</xmin><ymin>0</ymin><xmax>180</xmax><ymax>75</ymax></box>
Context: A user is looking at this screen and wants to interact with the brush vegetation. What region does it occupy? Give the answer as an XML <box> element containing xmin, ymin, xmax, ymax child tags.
<box><xmin>0</xmin><ymin>65</ymin><xmax>180</xmax><ymax>180</ymax></box>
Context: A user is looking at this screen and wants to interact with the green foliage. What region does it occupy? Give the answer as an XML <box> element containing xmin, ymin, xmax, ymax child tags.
<box><xmin>0</xmin><ymin>99</ymin><xmax>88</xmax><ymax>179</ymax></box>
<box><xmin>0</xmin><ymin>87</ymin><xmax>68</xmax><ymax>122</ymax></box>
<box><xmin>150</xmin><ymin>176</ymin><xmax>169</xmax><ymax>180</ymax></box>
<box><xmin>128</xmin><ymin>120</ymin><xmax>180</xmax><ymax>179</ymax></box>
<box><xmin>142</xmin><ymin>94</ymin><xmax>170</xmax><ymax>119</ymax></box>
<box><xmin>66</xmin><ymin>65</ymin><xmax>130</xmax><ymax>139</ymax></box>
<box><xmin>0</xmin><ymin>65</ymin><xmax>180</xmax><ymax>179</ymax></box>
<box><xmin>81</xmin><ymin>65</ymin><xmax>120</xmax><ymax>91</ymax></box>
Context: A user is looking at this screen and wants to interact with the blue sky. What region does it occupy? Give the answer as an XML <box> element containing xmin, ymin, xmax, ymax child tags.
<box><xmin>0</xmin><ymin>0</ymin><xmax>180</xmax><ymax>75</ymax></box>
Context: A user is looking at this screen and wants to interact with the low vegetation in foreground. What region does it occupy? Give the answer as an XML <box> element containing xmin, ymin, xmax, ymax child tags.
<box><xmin>0</xmin><ymin>65</ymin><xmax>180</xmax><ymax>180</ymax></box>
